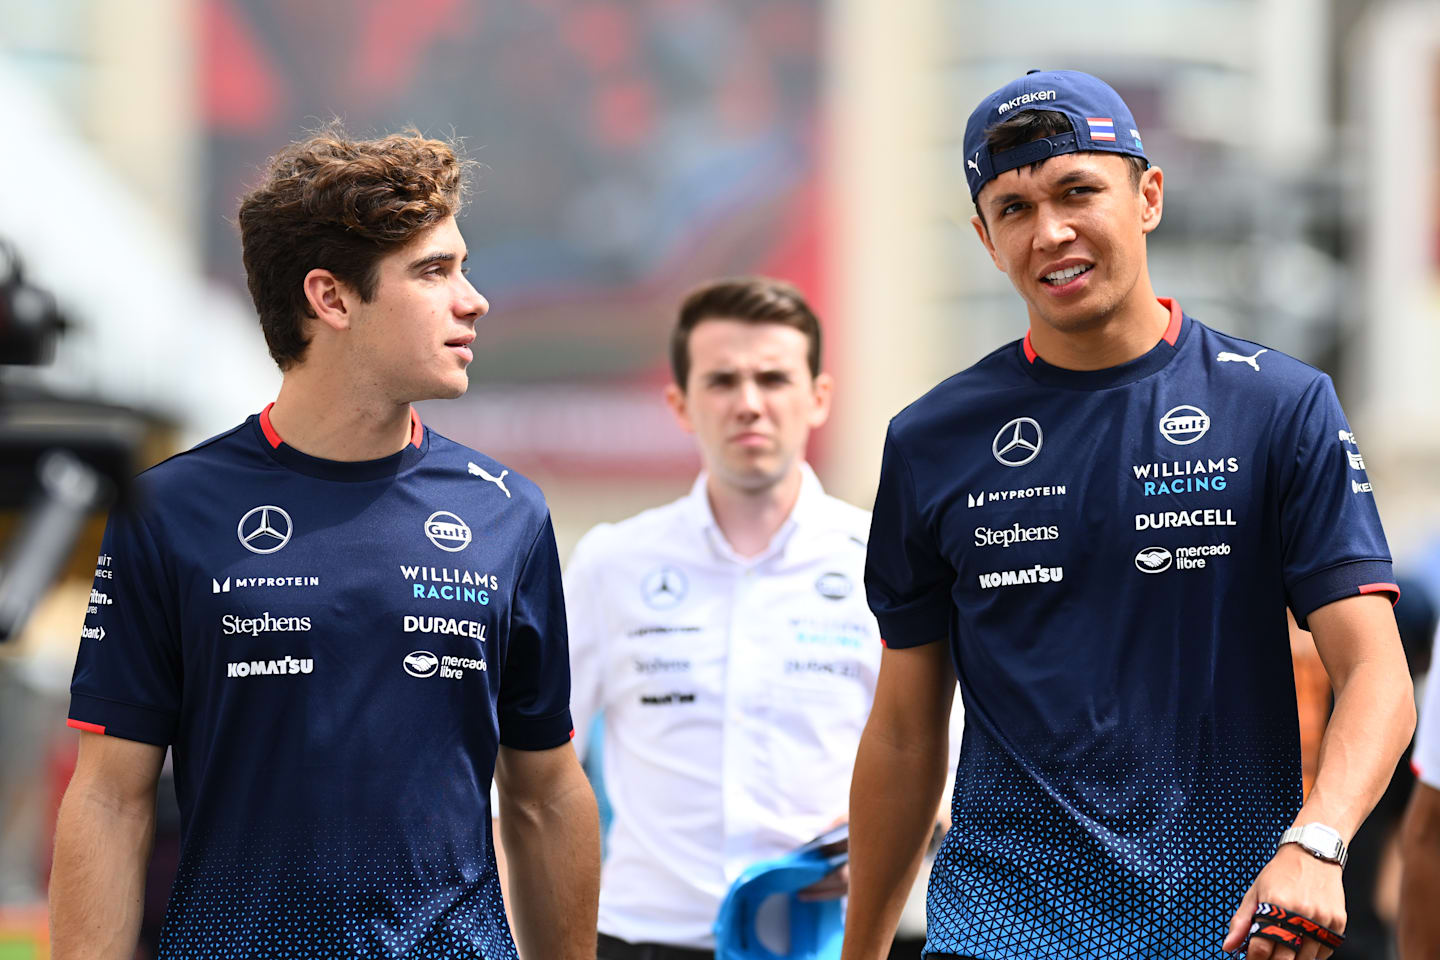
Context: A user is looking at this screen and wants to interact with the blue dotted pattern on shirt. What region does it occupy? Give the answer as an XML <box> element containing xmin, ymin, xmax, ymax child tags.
<box><xmin>923</xmin><ymin>717</ymin><xmax>1297</xmax><ymax>960</ymax></box>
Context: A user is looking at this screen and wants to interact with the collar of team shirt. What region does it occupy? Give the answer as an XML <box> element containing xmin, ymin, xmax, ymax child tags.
<box><xmin>683</xmin><ymin>462</ymin><xmax>827</xmax><ymax>566</ymax></box>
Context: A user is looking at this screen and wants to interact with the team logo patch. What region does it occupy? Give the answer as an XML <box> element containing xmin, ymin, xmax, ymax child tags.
<box><xmin>992</xmin><ymin>417</ymin><xmax>1043</xmax><ymax>467</ymax></box>
<box><xmin>425</xmin><ymin>511</ymin><xmax>472</xmax><ymax>552</ymax></box>
<box><xmin>238</xmin><ymin>505</ymin><xmax>293</xmax><ymax>555</ymax></box>
<box><xmin>642</xmin><ymin>566</ymin><xmax>688</xmax><ymax>610</ymax></box>
<box><xmin>1158</xmin><ymin>405</ymin><xmax>1210</xmax><ymax>445</ymax></box>
<box><xmin>815</xmin><ymin>571</ymin><xmax>853</xmax><ymax>601</ymax></box>
<box><xmin>403</xmin><ymin>650</ymin><xmax>440</xmax><ymax>678</ymax></box>
<box><xmin>1134</xmin><ymin>546</ymin><xmax>1173</xmax><ymax>573</ymax></box>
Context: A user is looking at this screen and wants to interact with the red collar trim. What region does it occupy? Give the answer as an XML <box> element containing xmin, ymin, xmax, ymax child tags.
<box><xmin>1022</xmin><ymin>297</ymin><xmax>1183</xmax><ymax>364</ymax></box>
<box><xmin>259</xmin><ymin>403</ymin><xmax>423</xmax><ymax>451</ymax></box>
<box><xmin>259</xmin><ymin>402</ymin><xmax>283</xmax><ymax>448</ymax></box>
<box><xmin>1157</xmin><ymin>297</ymin><xmax>1183</xmax><ymax>345</ymax></box>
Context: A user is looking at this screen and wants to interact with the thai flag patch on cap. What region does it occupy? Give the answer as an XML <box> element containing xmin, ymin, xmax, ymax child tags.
<box><xmin>1087</xmin><ymin>117</ymin><xmax>1116</xmax><ymax>141</ymax></box>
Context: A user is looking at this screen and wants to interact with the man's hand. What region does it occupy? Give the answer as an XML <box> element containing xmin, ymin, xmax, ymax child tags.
<box><xmin>1220</xmin><ymin>593</ymin><xmax>1413</xmax><ymax>959</ymax></box>
<box><xmin>797</xmin><ymin>864</ymin><xmax>849</xmax><ymax>902</ymax></box>
<box><xmin>797</xmin><ymin>817</ymin><xmax>850</xmax><ymax>901</ymax></box>
<box><xmin>1223</xmin><ymin>845</ymin><xmax>1345</xmax><ymax>960</ymax></box>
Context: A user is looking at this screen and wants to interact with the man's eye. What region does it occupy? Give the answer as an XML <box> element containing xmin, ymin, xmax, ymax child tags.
<box><xmin>1000</xmin><ymin>203</ymin><xmax>1024</xmax><ymax>217</ymax></box>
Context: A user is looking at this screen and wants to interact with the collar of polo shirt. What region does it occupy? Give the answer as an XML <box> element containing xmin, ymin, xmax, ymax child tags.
<box><xmin>686</xmin><ymin>462</ymin><xmax>827</xmax><ymax>564</ymax></box>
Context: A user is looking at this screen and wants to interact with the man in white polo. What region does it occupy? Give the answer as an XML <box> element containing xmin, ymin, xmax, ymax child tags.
<box><xmin>565</xmin><ymin>277</ymin><xmax>880</xmax><ymax>959</ymax></box>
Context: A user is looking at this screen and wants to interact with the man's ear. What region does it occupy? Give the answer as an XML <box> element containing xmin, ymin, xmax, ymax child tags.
<box><xmin>663</xmin><ymin>382</ymin><xmax>695</xmax><ymax>435</ymax></box>
<box><xmin>808</xmin><ymin>372</ymin><xmax>835</xmax><ymax>429</ymax></box>
<box><xmin>1139</xmin><ymin>165</ymin><xmax>1164</xmax><ymax>235</ymax></box>
<box><xmin>970</xmin><ymin>213</ymin><xmax>1005</xmax><ymax>272</ymax></box>
<box><xmin>302</xmin><ymin>269</ymin><xmax>355</xmax><ymax>332</ymax></box>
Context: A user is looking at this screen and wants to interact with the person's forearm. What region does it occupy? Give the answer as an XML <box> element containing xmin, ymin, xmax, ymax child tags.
<box><xmin>499</xmin><ymin>771</ymin><xmax>600</xmax><ymax>959</ymax></box>
<box><xmin>841</xmin><ymin>723</ymin><xmax>949</xmax><ymax>960</ymax></box>
<box><xmin>1398</xmin><ymin>786</ymin><xmax>1440</xmax><ymax>959</ymax></box>
<box><xmin>1297</xmin><ymin>660</ymin><xmax>1415</xmax><ymax>839</ymax></box>
<box><xmin>49</xmin><ymin>782</ymin><xmax>156</xmax><ymax>960</ymax></box>
<box><xmin>1399</xmin><ymin>845</ymin><xmax>1440</xmax><ymax>957</ymax></box>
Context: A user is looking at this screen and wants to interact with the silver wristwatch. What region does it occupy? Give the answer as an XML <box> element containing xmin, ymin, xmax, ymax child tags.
<box><xmin>1279</xmin><ymin>823</ymin><xmax>1348</xmax><ymax>868</ymax></box>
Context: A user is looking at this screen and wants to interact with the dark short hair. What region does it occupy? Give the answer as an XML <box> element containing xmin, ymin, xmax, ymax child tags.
<box><xmin>670</xmin><ymin>277</ymin><xmax>822</xmax><ymax>389</ymax></box>
<box><xmin>238</xmin><ymin>126</ymin><xmax>469</xmax><ymax>370</ymax></box>
<box><xmin>974</xmin><ymin>109</ymin><xmax>1147</xmax><ymax>228</ymax></box>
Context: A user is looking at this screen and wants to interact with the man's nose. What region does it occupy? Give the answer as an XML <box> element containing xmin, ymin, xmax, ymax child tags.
<box><xmin>457</xmin><ymin>278</ymin><xmax>488</xmax><ymax>320</ymax></box>
<box><xmin>1033</xmin><ymin>204</ymin><xmax>1077</xmax><ymax>250</ymax></box>
<box><xmin>734</xmin><ymin>378</ymin><xmax>763</xmax><ymax>416</ymax></box>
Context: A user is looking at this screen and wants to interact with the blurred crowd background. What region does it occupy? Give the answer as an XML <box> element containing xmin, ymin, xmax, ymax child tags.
<box><xmin>1</xmin><ymin>0</ymin><xmax>1439</xmax><ymax>957</ymax></box>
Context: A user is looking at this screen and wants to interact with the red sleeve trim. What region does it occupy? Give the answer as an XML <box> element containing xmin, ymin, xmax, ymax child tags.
<box><xmin>1358</xmin><ymin>582</ymin><xmax>1400</xmax><ymax>604</ymax></box>
<box><xmin>879</xmin><ymin>637</ymin><xmax>889</xmax><ymax>648</ymax></box>
<box><xmin>259</xmin><ymin>402</ymin><xmax>283</xmax><ymax>448</ymax></box>
<box><xmin>67</xmin><ymin>719</ymin><xmax>106</xmax><ymax>735</ymax></box>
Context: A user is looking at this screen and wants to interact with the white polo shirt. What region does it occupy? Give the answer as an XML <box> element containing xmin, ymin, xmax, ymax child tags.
<box><xmin>1416</xmin><ymin>627</ymin><xmax>1440</xmax><ymax>790</ymax></box>
<box><xmin>566</xmin><ymin>464</ymin><xmax>883</xmax><ymax>949</ymax></box>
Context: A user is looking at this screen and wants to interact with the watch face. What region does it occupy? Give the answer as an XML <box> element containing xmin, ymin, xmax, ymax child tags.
<box><xmin>1304</xmin><ymin>824</ymin><xmax>1343</xmax><ymax>858</ymax></box>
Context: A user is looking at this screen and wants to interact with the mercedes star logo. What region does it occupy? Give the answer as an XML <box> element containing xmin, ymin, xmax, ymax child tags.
<box><xmin>991</xmin><ymin>417</ymin><xmax>1043</xmax><ymax>467</ymax></box>
<box><xmin>641</xmin><ymin>566</ymin><xmax>688</xmax><ymax>610</ymax></box>
<box><xmin>237</xmin><ymin>505</ymin><xmax>293</xmax><ymax>555</ymax></box>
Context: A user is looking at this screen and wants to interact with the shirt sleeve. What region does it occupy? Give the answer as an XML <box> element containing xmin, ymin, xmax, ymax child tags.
<box><xmin>563</xmin><ymin>525</ymin><xmax>609</xmax><ymax>762</ymax></box>
<box><xmin>498</xmin><ymin>512</ymin><xmax>575</xmax><ymax>750</ymax></box>
<box><xmin>1415</xmin><ymin>628</ymin><xmax>1440</xmax><ymax>790</ymax></box>
<box><xmin>864</xmin><ymin>425</ymin><xmax>955</xmax><ymax>648</ymax></box>
<box><xmin>68</xmin><ymin>502</ymin><xmax>182</xmax><ymax>745</ymax></box>
<box><xmin>1278</xmin><ymin>375</ymin><xmax>1396</xmax><ymax>630</ymax></box>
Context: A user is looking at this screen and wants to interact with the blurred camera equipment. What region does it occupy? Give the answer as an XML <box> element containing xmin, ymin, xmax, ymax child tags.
<box><xmin>0</xmin><ymin>239</ymin><xmax>143</xmax><ymax>642</ymax></box>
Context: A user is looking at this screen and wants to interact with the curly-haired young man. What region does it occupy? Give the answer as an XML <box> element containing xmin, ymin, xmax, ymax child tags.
<box><xmin>49</xmin><ymin>129</ymin><xmax>600</xmax><ymax>960</ymax></box>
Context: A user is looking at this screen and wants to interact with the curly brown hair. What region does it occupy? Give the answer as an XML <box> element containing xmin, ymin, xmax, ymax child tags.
<box><xmin>670</xmin><ymin>277</ymin><xmax>822</xmax><ymax>389</ymax></box>
<box><xmin>238</xmin><ymin>126</ymin><xmax>470</xmax><ymax>370</ymax></box>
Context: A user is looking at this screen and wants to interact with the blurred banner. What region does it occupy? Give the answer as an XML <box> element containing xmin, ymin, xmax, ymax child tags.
<box><xmin>201</xmin><ymin>0</ymin><xmax>827</xmax><ymax>478</ymax></box>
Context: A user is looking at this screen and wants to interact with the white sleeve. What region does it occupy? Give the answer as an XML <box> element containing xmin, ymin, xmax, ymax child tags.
<box><xmin>564</xmin><ymin>525</ymin><xmax>610</xmax><ymax>762</ymax></box>
<box><xmin>945</xmin><ymin>688</ymin><xmax>965</xmax><ymax>800</ymax></box>
<box><xmin>1415</xmin><ymin>626</ymin><xmax>1440</xmax><ymax>790</ymax></box>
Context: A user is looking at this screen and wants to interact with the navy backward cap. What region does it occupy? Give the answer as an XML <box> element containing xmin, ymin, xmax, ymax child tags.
<box><xmin>963</xmin><ymin>69</ymin><xmax>1148</xmax><ymax>202</ymax></box>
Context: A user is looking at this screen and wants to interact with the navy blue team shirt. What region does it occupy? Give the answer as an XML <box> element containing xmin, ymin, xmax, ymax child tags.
<box><xmin>866</xmin><ymin>300</ymin><xmax>1397</xmax><ymax>959</ymax></box>
<box><xmin>70</xmin><ymin>405</ymin><xmax>573</xmax><ymax>959</ymax></box>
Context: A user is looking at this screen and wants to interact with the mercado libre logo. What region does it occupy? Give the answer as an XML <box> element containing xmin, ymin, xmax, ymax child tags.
<box><xmin>403</xmin><ymin>651</ymin><xmax>439</xmax><ymax>678</ymax></box>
